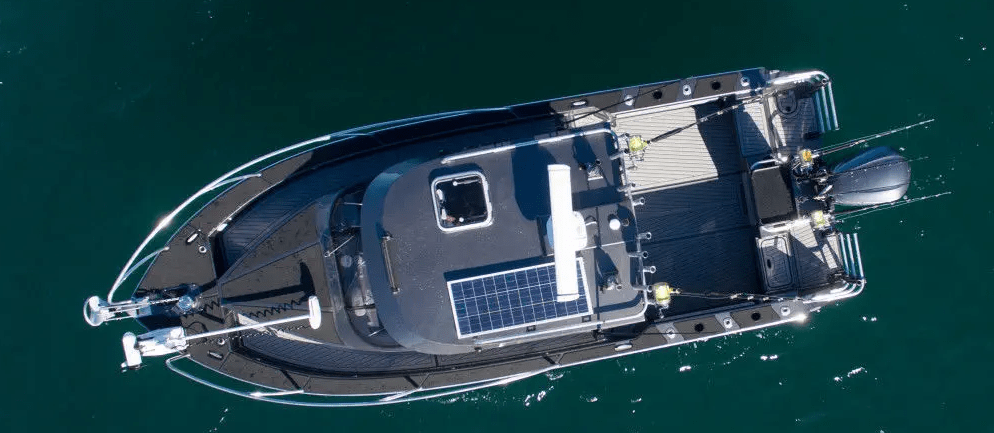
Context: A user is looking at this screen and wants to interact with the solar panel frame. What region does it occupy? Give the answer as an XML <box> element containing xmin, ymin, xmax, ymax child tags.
<box><xmin>447</xmin><ymin>257</ymin><xmax>591</xmax><ymax>339</ymax></box>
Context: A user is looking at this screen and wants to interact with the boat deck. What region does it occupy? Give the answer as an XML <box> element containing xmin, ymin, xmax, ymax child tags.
<box><xmin>207</xmin><ymin>89</ymin><xmax>847</xmax><ymax>389</ymax></box>
<box><xmin>610</xmin><ymin>95</ymin><xmax>834</xmax><ymax>314</ymax></box>
<box><xmin>126</xmin><ymin>69</ymin><xmax>856</xmax><ymax>397</ymax></box>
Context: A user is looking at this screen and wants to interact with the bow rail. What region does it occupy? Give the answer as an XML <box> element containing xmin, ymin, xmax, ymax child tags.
<box><xmin>98</xmin><ymin>107</ymin><xmax>513</xmax><ymax>307</ymax></box>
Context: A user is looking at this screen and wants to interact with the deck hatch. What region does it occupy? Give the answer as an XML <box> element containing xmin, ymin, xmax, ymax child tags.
<box><xmin>431</xmin><ymin>171</ymin><xmax>493</xmax><ymax>233</ymax></box>
<box><xmin>447</xmin><ymin>258</ymin><xmax>591</xmax><ymax>338</ymax></box>
<box><xmin>751</xmin><ymin>165</ymin><xmax>796</xmax><ymax>224</ymax></box>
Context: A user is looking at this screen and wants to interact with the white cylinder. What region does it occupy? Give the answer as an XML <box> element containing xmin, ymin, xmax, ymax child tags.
<box><xmin>307</xmin><ymin>295</ymin><xmax>323</xmax><ymax>329</ymax></box>
<box><xmin>121</xmin><ymin>332</ymin><xmax>142</xmax><ymax>369</ymax></box>
<box><xmin>548</xmin><ymin>164</ymin><xmax>580</xmax><ymax>302</ymax></box>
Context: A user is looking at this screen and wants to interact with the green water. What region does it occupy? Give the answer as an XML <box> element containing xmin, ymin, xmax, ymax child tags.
<box><xmin>1</xmin><ymin>1</ymin><xmax>991</xmax><ymax>431</ymax></box>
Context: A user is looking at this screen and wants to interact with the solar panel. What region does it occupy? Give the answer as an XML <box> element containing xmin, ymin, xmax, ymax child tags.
<box><xmin>447</xmin><ymin>258</ymin><xmax>591</xmax><ymax>338</ymax></box>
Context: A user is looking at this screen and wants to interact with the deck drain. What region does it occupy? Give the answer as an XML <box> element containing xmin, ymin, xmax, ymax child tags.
<box><xmin>775</xmin><ymin>91</ymin><xmax>800</xmax><ymax>118</ymax></box>
<box><xmin>682</xmin><ymin>84</ymin><xmax>692</xmax><ymax>96</ymax></box>
<box><xmin>722</xmin><ymin>317</ymin><xmax>734</xmax><ymax>328</ymax></box>
<box><xmin>780</xmin><ymin>306</ymin><xmax>792</xmax><ymax>316</ymax></box>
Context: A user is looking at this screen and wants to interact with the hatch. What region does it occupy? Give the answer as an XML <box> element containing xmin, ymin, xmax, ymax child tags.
<box><xmin>431</xmin><ymin>171</ymin><xmax>493</xmax><ymax>232</ymax></box>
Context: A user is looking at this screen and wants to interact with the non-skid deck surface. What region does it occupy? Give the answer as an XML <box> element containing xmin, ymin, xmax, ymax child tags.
<box><xmin>634</xmin><ymin>174</ymin><xmax>749</xmax><ymax>242</ymax></box>
<box><xmin>735</xmin><ymin>102</ymin><xmax>773</xmax><ymax>158</ymax></box>
<box><xmin>768</xmin><ymin>96</ymin><xmax>821</xmax><ymax>153</ymax></box>
<box><xmin>614</xmin><ymin>105</ymin><xmax>742</xmax><ymax>193</ymax></box>
<box><xmin>612</xmin><ymin>102</ymin><xmax>761</xmax><ymax>313</ymax></box>
<box><xmin>790</xmin><ymin>224</ymin><xmax>843</xmax><ymax>289</ymax></box>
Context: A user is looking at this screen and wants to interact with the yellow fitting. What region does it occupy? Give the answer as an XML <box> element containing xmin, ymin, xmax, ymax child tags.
<box><xmin>653</xmin><ymin>283</ymin><xmax>673</xmax><ymax>303</ymax></box>
<box><xmin>629</xmin><ymin>136</ymin><xmax>648</xmax><ymax>152</ymax></box>
<box><xmin>811</xmin><ymin>210</ymin><xmax>829</xmax><ymax>228</ymax></box>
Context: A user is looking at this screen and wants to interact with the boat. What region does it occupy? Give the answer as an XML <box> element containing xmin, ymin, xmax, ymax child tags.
<box><xmin>83</xmin><ymin>68</ymin><xmax>924</xmax><ymax>406</ymax></box>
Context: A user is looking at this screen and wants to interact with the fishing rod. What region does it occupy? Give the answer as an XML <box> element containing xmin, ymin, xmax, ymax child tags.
<box><xmin>819</xmin><ymin>119</ymin><xmax>935</xmax><ymax>156</ymax></box>
<box><xmin>646</xmin><ymin>94</ymin><xmax>766</xmax><ymax>143</ymax></box>
<box><xmin>824</xmin><ymin>155</ymin><xmax>929</xmax><ymax>180</ymax></box>
<box><xmin>833</xmin><ymin>191</ymin><xmax>952</xmax><ymax>222</ymax></box>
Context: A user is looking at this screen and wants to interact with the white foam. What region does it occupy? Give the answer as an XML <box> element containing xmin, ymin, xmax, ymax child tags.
<box><xmin>847</xmin><ymin>367</ymin><xmax>867</xmax><ymax>377</ymax></box>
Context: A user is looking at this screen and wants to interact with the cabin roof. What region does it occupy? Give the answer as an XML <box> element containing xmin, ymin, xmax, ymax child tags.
<box><xmin>360</xmin><ymin>126</ymin><xmax>643</xmax><ymax>354</ymax></box>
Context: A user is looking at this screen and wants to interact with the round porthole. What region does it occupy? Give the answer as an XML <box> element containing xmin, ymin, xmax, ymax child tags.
<box><xmin>751</xmin><ymin>312</ymin><xmax>762</xmax><ymax>321</ymax></box>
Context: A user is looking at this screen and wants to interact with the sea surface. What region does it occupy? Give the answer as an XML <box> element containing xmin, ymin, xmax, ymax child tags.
<box><xmin>1</xmin><ymin>1</ymin><xmax>991</xmax><ymax>432</ymax></box>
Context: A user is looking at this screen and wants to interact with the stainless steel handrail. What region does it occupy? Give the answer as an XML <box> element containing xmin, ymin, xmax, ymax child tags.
<box><xmin>165</xmin><ymin>354</ymin><xmax>550</xmax><ymax>407</ymax></box>
<box><xmin>768</xmin><ymin>70</ymin><xmax>831</xmax><ymax>87</ymax></box>
<box><xmin>441</xmin><ymin>126</ymin><xmax>614</xmax><ymax>165</ymax></box>
<box><xmin>805</xmin><ymin>232</ymin><xmax>866</xmax><ymax>303</ymax></box>
<box><xmin>104</xmin><ymin>107</ymin><xmax>513</xmax><ymax>303</ymax></box>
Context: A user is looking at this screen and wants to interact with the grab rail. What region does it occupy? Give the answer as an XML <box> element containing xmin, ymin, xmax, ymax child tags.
<box><xmin>805</xmin><ymin>232</ymin><xmax>865</xmax><ymax>303</ymax></box>
<box><xmin>104</xmin><ymin>107</ymin><xmax>513</xmax><ymax>303</ymax></box>
<box><xmin>165</xmin><ymin>354</ymin><xmax>552</xmax><ymax>407</ymax></box>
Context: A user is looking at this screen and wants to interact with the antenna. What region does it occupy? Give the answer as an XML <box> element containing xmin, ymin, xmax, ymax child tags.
<box><xmin>547</xmin><ymin>164</ymin><xmax>580</xmax><ymax>302</ymax></box>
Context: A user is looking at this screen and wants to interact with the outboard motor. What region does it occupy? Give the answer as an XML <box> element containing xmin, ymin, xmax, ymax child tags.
<box><xmin>826</xmin><ymin>147</ymin><xmax>910</xmax><ymax>206</ymax></box>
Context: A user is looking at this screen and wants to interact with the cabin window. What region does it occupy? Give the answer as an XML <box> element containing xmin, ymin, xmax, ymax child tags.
<box><xmin>431</xmin><ymin>171</ymin><xmax>493</xmax><ymax>232</ymax></box>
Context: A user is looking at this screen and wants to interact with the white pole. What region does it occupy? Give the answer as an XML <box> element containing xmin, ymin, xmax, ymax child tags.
<box><xmin>182</xmin><ymin>296</ymin><xmax>322</xmax><ymax>342</ymax></box>
<box><xmin>548</xmin><ymin>165</ymin><xmax>580</xmax><ymax>302</ymax></box>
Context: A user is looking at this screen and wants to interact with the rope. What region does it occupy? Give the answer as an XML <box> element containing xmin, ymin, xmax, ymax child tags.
<box><xmin>184</xmin><ymin>323</ymin><xmax>311</xmax><ymax>347</ymax></box>
<box><xmin>671</xmin><ymin>290</ymin><xmax>799</xmax><ymax>303</ymax></box>
<box><xmin>652</xmin><ymin>284</ymin><xmax>799</xmax><ymax>302</ymax></box>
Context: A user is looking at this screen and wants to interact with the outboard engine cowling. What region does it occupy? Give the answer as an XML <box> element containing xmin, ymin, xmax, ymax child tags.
<box><xmin>828</xmin><ymin>147</ymin><xmax>910</xmax><ymax>206</ymax></box>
